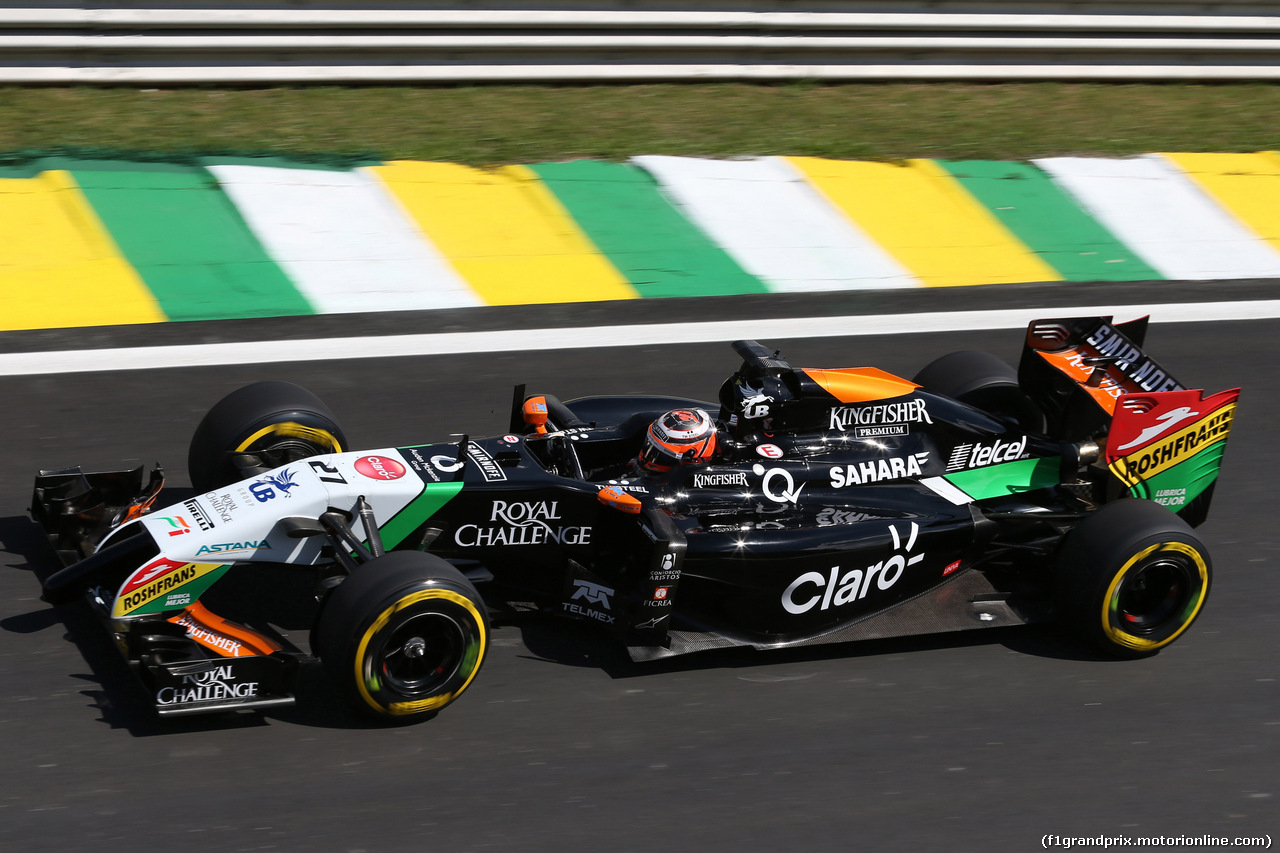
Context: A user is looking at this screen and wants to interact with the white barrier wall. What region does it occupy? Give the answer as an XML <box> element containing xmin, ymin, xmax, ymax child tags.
<box><xmin>6</xmin><ymin>2</ymin><xmax>1280</xmax><ymax>82</ymax></box>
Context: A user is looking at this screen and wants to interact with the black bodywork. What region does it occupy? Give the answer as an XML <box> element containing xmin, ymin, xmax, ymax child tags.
<box><xmin>411</xmin><ymin>339</ymin><xmax>1093</xmax><ymax>660</ymax></box>
<box><xmin>28</xmin><ymin>321</ymin><xmax>1235</xmax><ymax>717</ymax></box>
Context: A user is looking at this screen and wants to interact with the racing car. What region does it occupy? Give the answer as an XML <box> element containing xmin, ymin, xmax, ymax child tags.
<box><xmin>30</xmin><ymin>316</ymin><xmax>1238</xmax><ymax>724</ymax></box>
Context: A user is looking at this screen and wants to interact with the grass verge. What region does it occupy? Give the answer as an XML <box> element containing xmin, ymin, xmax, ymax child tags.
<box><xmin>3</xmin><ymin>83</ymin><xmax>1279</xmax><ymax>164</ymax></box>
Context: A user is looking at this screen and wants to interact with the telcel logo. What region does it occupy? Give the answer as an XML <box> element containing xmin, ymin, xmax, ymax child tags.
<box><xmin>945</xmin><ymin>436</ymin><xmax>1028</xmax><ymax>472</ymax></box>
<box><xmin>782</xmin><ymin>523</ymin><xmax>923</xmax><ymax>614</ymax></box>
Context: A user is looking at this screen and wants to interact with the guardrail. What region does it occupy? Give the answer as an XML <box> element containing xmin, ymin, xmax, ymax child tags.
<box><xmin>5</xmin><ymin>3</ymin><xmax>1280</xmax><ymax>83</ymax></box>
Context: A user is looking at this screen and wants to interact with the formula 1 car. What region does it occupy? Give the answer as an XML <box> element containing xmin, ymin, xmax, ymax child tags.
<box><xmin>30</xmin><ymin>316</ymin><xmax>1238</xmax><ymax>724</ymax></box>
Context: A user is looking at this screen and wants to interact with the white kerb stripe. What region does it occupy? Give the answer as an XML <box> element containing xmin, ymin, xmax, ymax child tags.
<box><xmin>1034</xmin><ymin>156</ymin><xmax>1280</xmax><ymax>281</ymax></box>
<box><xmin>633</xmin><ymin>155</ymin><xmax>918</xmax><ymax>292</ymax></box>
<box><xmin>208</xmin><ymin>164</ymin><xmax>480</xmax><ymax>313</ymax></box>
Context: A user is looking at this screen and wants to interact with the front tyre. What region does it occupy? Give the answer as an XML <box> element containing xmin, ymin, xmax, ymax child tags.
<box><xmin>1054</xmin><ymin>500</ymin><xmax>1211</xmax><ymax>658</ymax></box>
<box><xmin>314</xmin><ymin>552</ymin><xmax>488</xmax><ymax>723</ymax></box>
<box><xmin>188</xmin><ymin>381</ymin><xmax>347</xmax><ymax>492</ymax></box>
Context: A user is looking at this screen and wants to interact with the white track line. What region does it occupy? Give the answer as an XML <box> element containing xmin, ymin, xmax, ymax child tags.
<box><xmin>2</xmin><ymin>299</ymin><xmax>1278</xmax><ymax>377</ymax></box>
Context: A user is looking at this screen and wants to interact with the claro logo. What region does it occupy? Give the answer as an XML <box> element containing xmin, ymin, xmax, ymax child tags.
<box><xmin>782</xmin><ymin>522</ymin><xmax>923</xmax><ymax>615</ymax></box>
<box><xmin>355</xmin><ymin>455</ymin><xmax>406</xmax><ymax>481</ymax></box>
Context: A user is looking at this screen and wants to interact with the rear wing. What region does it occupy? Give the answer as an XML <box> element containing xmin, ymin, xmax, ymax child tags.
<box><xmin>1106</xmin><ymin>388</ymin><xmax>1238</xmax><ymax>525</ymax></box>
<box><xmin>1020</xmin><ymin>316</ymin><xmax>1239</xmax><ymax>526</ymax></box>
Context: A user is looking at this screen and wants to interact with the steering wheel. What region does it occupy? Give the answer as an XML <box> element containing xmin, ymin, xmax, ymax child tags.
<box><xmin>547</xmin><ymin>424</ymin><xmax>585</xmax><ymax>480</ymax></box>
<box><xmin>524</xmin><ymin>415</ymin><xmax>586</xmax><ymax>480</ymax></box>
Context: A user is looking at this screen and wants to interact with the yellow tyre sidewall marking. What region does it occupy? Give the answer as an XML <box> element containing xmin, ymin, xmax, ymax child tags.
<box><xmin>1102</xmin><ymin>541</ymin><xmax>1208</xmax><ymax>652</ymax></box>
<box><xmin>234</xmin><ymin>422</ymin><xmax>342</xmax><ymax>454</ymax></box>
<box><xmin>354</xmin><ymin>588</ymin><xmax>487</xmax><ymax>716</ymax></box>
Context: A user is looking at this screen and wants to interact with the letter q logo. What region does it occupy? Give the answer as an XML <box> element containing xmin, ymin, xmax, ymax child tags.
<box><xmin>753</xmin><ymin>464</ymin><xmax>803</xmax><ymax>504</ymax></box>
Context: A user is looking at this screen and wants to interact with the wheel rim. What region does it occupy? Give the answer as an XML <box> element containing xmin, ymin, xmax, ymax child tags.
<box><xmin>249</xmin><ymin>437</ymin><xmax>332</xmax><ymax>469</ymax></box>
<box><xmin>236</xmin><ymin>421</ymin><xmax>342</xmax><ymax>463</ymax></box>
<box><xmin>1104</xmin><ymin>541</ymin><xmax>1209</xmax><ymax>651</ymax></box>
<box><xmin>354</xmin><ymin>588</ymin><xmax>488</xmax><ymax>717</ymax></box>
<box><xmin>1116</xmin><ymin>556</ymin><xmax>1194</xmax><ymax>635</ymax></box>
<box><xmin>376</xmin><ymin>611</ymin><xmax>466</xmax><ymax>697</ymax></box>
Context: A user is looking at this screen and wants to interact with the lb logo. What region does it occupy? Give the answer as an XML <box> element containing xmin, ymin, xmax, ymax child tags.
<box><xmin>355</xmin><ymin>455</ymin><xmax>406</xmax><ymax>481</ymax></box>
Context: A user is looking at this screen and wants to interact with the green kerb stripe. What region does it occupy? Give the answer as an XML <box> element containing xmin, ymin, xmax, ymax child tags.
<box><xmin>59</xmin><ymin>158</ymin><xmax>313</xmax><ymax>322</ymax></box>
<box><xmin>937</xmin><ymin>160</ymin><xmax>1162</xmax><ymax>282</ymax></box>
<box><xmin>529</xmin><ymin>160</ymin><xmax>768</xmax><ymax>298</ymax></box>
<box><xmin>945</xmin><ymin>456</ymin><xmax>1063</xmax><ymax>501</ymax></box>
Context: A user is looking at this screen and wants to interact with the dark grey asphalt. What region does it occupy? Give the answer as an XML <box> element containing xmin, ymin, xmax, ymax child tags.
<box><xmin>0</xmin><ymin>294</ymin><xmax>1275</xmax><ymax>852</ymax></box>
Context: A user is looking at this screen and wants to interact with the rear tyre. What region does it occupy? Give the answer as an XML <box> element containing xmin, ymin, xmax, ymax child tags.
<box><xmin>314</xmin><ymin>552</ymin><xmax>488</xmax><ymax>724</ymax></box>
<box><xmin>914</xmin><ymin>350</ymin><xmax>1045</xmax><ymax>433</ymax></box>
<box><xmin>188</xmin><ymin>381</ymin><xmax>347</xmax><ymax>492</ymax></box>
<box><xmin>1054</xmin><ymin>499</ymin><xmax>1211</xmax><ymax>658</ymax></box>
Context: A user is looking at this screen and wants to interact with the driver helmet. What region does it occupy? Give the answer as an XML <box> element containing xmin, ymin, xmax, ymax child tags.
<box><xmin>637</xmin><ymin>408</ymin><xmax>718</xmax><ymax>474</ymax></box>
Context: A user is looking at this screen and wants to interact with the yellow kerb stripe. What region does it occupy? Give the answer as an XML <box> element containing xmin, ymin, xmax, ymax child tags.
<box><xmin>0</xmin><ymin>170</ymin><xmax>165</xmax><ymax>331</ymax></box>
<box><xmin>369</xmin><ymin>161</ymin><xmax>635</xmax><ymax>306</ymax></box>
<box><xmin>1160</xmin><ymin>152</ymin><xmax>1280</xmax><ymax>252</ymax></box>
<box><xmin>785</xmin><ymin>157</ymin><xmax>1062</xmax><ymax>288</ymax></box>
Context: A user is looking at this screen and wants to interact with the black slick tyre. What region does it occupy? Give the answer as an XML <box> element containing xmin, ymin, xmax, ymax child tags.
<box><xmin>1054</xmin><ymin>499</ymin><xmax>1211</xmax><ymax>658</ymax></box>
<box><xmin>314</xmin><ymin>551</ymin><xmax>488</xmax><ymax>723</ymax></box>
<box><xmin>188</xmin><ymin>381</ymin><xmax>347</xmax><ymax>492</ymax></box>
<box><xmin>913</xmin><ymin>350</ymin><xmax>1045</xmax><ymax>433</ymax></box>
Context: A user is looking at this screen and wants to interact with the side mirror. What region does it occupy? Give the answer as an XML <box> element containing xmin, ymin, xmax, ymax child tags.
<box><xmin>522</xmin><ymin>396</ymin><xmax>550</xmax><ymax>434</ymax></box>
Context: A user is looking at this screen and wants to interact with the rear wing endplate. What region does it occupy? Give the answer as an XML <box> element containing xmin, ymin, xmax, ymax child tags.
<box><xmin>1019</xmin><ymin>316</ymin><xmax>1239</xmax><ymax>526</ymax></box>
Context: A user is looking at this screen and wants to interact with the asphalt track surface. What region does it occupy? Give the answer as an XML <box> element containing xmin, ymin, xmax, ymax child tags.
<box><xmin>0</xmin><ymin>281</ymin><xmax>1275</xmax><ymax>852</ymax></box>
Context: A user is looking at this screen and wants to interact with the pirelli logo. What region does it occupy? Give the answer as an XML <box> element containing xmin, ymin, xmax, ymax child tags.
<box><xmin>112</xmin><ymin>561</ymin><xmax>222</xmax><ymax>617</ymax></box>
<box><xmin>1109</xmin><ymin>403</ymin><xmax>1236</xmax><ymax>488</ymax></box>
